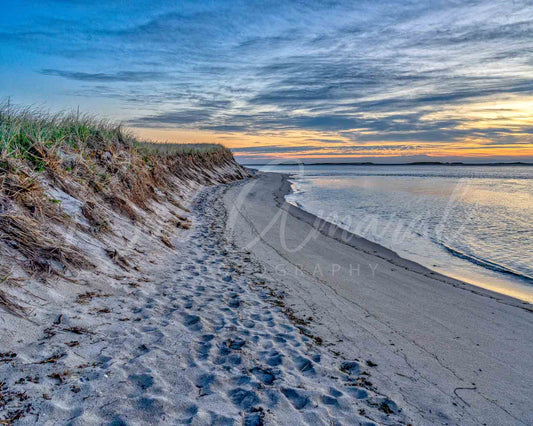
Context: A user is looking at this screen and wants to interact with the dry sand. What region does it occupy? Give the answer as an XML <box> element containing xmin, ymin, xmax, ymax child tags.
<box><xmin>224</xmin><ymin>171</ymin><xmax>533</xmax><ymax>425</ymax></box>
<box><xmin>1</xmin><ymin>171</ymin><xmax>407</xmax><ymax>425</ymax></box>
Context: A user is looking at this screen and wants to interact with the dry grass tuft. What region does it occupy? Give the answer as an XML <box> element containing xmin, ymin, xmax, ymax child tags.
<box><xmin>0</xmin><ymin>214</ymin><xmax>92</xmax><ymax>273</ymax></box>
<box><xmin>160</xmin><ymin>235</ymin><xmax>174</xmax><ymax>248</ymax></box>
<box><xmin>75</xmin><ymin>291</ymin><xmax>98</xmax><ymax>305</ymax></box>
<box><xmin>104</xmin><ymin>195</ymin><xmax>138</xmax><ymax>221</ymax></box>
<box><xmin>177</xmin><ymin>220</ymin><xmax>191</xmax><ymax>230</ymax></box>
<box><xmin>81</xmin><ymin>201</ymin><xmax>111</xmax><ymax>233</ymax></box>
<box><xmin>0</xmin><ymin>102</ymin><xmax>249</xmax><ymax>281</ymax></box>
<box><xmin>0</xmin><ymin>289</ymin><xmax>25</xmax><ymax>318</ymax></box>
<box><xmin>0</xmin><ymin>266</ymin><xmax>25</xmax><ymax>317</ymax></box>
<box><xmin>105</xmin><ymin>248</ymin><xmax>130</xmax><ymax>270</ymax></box>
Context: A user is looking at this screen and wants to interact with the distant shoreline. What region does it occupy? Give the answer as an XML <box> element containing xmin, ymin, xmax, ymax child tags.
<box><xmin>242</xmin><ymin>161</ymin><xmax>533</xmax><ymax>167</ymax></box>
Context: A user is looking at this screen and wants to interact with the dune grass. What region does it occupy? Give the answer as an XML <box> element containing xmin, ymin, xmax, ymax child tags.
<box><xmin>135</xmin><ymin>141</ymin><xmax>227</xmax><ymax>156</ymax></box>
<box><xmin>0</xmin><ymin>103</ymin><xmax>237</xmax><ymax>226</ymax></box>
<box><xmin>0</xmin><ymin>103</ymin><xmax>246</xmax><ymax>281</ymax></box>
<box><xmin>0</xmin><ymin>103</ymin><xmax>228</xmax><ymax>164</ymax></box>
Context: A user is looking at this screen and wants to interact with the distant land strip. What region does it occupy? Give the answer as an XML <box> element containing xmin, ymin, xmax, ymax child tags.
<box><xmin>243</xmin><ymin>161</ymin><xmax>533</xmax><ymax>167</ymax></box>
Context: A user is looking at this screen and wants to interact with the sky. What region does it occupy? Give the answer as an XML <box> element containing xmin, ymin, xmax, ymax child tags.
<box><xmin>1</xmin><ymin>0</ymin><xmax>533</xmax><ymax>163</ymax></box>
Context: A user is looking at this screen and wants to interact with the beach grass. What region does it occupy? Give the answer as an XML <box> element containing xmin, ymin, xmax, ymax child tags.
<box><xmin>0</xmin><ymin>103</ymin><xmax>245</xmax><ymax>278</ymax></box>
<box><xmin>0</xmin><ymin>103</ymin><xmax>227</xmax><ymax>164</ymax></box>
<box><xmin>135</xmin><ymin>141</ymin><xmax>226</xmax><ymax>156</ymax></box>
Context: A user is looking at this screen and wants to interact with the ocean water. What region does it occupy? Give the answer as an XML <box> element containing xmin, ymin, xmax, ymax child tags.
<box><xmin>254</xmin><ymin>164</ymin><xmax>533</xmax><ymax>303</ymax></box>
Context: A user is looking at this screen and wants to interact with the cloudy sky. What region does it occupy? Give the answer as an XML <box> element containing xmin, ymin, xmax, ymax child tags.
<box><xmin>1</xmin><ymin>0</ymin><xmax>533</xmax><ymax>163</ymax></box>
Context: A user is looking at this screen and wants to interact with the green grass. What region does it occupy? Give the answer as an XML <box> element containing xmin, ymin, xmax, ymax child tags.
<box><xmin>0</xmin><ymin>104</ymin><xmax>128</xmax><ymax>156</ymax></box>
<box><xmin>0</xmin><ymin>102</ymin><xmax>228</xmax><ymax>164</ymax></box>
<box><xmin>134</xmin><ymin>141</ymin><xmax>227</xmax><ymax>156</ymax></box>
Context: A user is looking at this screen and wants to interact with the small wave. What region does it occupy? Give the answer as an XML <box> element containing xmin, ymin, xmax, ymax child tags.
<box><xmin>440</xmin><ymin>243</ymin><xmax>533</xmax><ymax>284</ymax></box>
<box><xmin>287</xmin><ymin>200</ymin><xmax>305</xmax><ymax>209</ymax></box>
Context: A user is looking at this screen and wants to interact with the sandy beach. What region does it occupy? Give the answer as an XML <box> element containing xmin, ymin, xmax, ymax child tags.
<box><xmin>0</xmin><ymin>165</ymin><xmax>406</xmax><ymax>425</ymax></box>
<box><xmin>223</xmin><ymin>171</ymin><xmax>533</xmax><ymax>425</ymax></box>
<box><xmin>1</xmin><ymin>169</ymin><xmax>532</xmax><ymax>425</ymax></box>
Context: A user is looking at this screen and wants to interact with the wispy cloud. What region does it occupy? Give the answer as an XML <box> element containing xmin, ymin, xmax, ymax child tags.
<box><xmin>129</xmin><ymin>109</ymin><xmax>213</xmax><ymax>126</ymax></box>
<box><xmin>2</xmin><ymin>0</ymin><xmax>533</xmax><ymax>158</ymax></box>
<box><xmin>40</xmin><ymin>69</ymin><xmax>169</xmax><ymax>82</ymax></box>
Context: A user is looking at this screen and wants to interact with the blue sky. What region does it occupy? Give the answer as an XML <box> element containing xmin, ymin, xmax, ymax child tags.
<box><xmin>1</xmin><ymin>0</ymin><xmax>533</xmax><ymax>162</ymax></box>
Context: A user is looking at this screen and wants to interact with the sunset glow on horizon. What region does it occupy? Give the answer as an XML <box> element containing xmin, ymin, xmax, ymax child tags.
<box><xmin>132</xmin><ymin>92</ymin><xmax>533</xmax><ymax>162</ymax></box>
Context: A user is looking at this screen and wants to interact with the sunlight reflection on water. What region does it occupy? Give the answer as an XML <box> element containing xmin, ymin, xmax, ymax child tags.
<box><xmin>256</xmin><ymin>165</ymin><xmax>533</xmax><ymax>303</ymax></box>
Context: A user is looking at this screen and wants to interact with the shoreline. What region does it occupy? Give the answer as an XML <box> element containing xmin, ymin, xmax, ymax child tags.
<box><xmin>263</xmin><ymin>164</ymin><xmax>533</xmax><ymax>305</ymax></box>
<box><xmin>224</xmin><ymin>171</ymin><xmax>533</xmax><ymax>425</ymax></box>
<box><xmin>275</xmin><ymin>172</ymin><xmax>533</xmax><ymax>311</ymax></box>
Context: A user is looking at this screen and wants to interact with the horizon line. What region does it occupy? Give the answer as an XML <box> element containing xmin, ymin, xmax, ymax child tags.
<box><xmin>242</xmin><ymin>161</ymin><xmax>533</xmax><ymax>167</ymax></box>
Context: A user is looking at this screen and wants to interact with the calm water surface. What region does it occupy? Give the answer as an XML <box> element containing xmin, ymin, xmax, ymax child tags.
<box><xmin>254</xmin><ymin>164</ymin><xmax>533</xmax><ymax>303</ymax></box>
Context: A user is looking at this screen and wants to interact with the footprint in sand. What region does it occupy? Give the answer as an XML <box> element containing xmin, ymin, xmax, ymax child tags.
<box><xmin>128</xmin><ymin>373</ymin><xmax>154</xmax><ymax>390</ymax></box>
<box><xmin>321</xmin><ymin>395</ymin><xmax>340</xmax><ymax>407</ymax></box>
<box><xmin>183</xmin><ymin>314</ymin><xmax>202</xmax><ymax>331</ymax></box>
<box><xmin>195</xmin><ymin>373</ymin><xmax>215</xmax><ymax>396</ymax></box>
<box><xmin>293</xmin><ymin>355</ymin><xmax>316</xmax><ymax>375</ymax></box>
<box><xmin>227</xmin><ymin>388</ymin><xmax>260</xmax><ymax>412</ymax></box>
<box><xmin>346</xmin><ymin>386</ymin><xmax>369</xmax><ymax>399</ymax></box>
<box><xmin>340</xmin><ymin>360</ymin><xmax>361</xmax><ymax>375</ymax></box>
<box><xmin>250</xmin><ymin>366</ymin><xmax>277</xmax><ymax>385</ymax></box>
<box><xmin>280</xmin><ymin>387</ymin><xmax>309</xmax><ymax>410</ymax></box>
<box><xmin>196</xmin><ymin>341</ymin><xmax>211</xmax><ymax>360</ymax></box>
<box><xmin>265</xmin><ymin>349</ymin><xmax>283</xmax><ymax>366</ymax></box>
<box><xmin>243</xmin><ymin>410</ymin><xmax>265</xmax><ymax>426</ymax></box>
